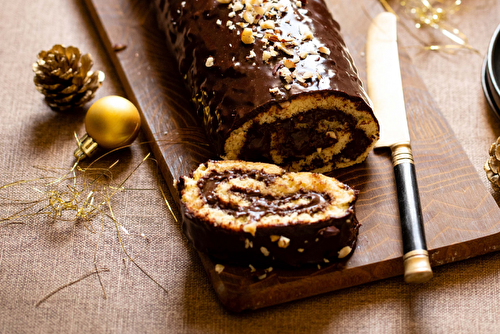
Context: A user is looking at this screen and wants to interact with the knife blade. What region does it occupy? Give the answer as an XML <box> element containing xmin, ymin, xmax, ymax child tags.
<box><xmin>366</xmin><ymin>12</ymin><xmax>433</xmax><ymax>283</ymax></box>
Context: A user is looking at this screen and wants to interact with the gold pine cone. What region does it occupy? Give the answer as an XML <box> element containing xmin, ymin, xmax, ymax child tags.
<box><xmin>33</xmin><ymin>44</ymin><xmax>105</xmax><ymax>111</ymax></box>
<box><xmin>485</xmin><ymin>136</ymin><xmax>500</xmax><ymax>190</ymax></box>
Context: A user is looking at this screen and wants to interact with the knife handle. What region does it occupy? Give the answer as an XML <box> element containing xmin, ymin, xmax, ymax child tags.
<box><xmin>392</xmin><ymin>143</ymin><xmax>433</xmax><ymax>283</ymax></box>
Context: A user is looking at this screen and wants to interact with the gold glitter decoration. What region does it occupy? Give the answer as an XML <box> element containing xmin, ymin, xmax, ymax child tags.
<box><xmin>379</xmin><ymin>0</ymin><xmax>477</xmax><ymax>53</ymax></box>
<box><xmin>0</xmin><ymin>147</ymin><xmax>168</xmax><ymax>301</ymax></box>
<box><xmin>0</xmin><ymin>129</ymin><xmax>212</xmax><ymax>303</ymax></box>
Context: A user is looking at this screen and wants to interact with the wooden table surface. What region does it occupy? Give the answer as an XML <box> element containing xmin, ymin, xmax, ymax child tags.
<box><xmin>2</xmin><ymin>0</ymin><xmax>500</xmax><ymax>333</ymax></box>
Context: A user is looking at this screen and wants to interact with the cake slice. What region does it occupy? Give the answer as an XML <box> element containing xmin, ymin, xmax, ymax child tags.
<box><xmin>177</xmin><ymin>160</ymin><xmax>360</xmax><ymax>267</ymax></box>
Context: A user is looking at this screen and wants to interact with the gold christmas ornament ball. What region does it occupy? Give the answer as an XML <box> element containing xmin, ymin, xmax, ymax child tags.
<box><xmin>85</xmin><ymin>96</ymin><xmax>141</xmax><ymax>149</ymax></box>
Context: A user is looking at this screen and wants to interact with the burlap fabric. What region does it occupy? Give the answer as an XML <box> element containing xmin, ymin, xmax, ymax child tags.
<box><xmin>2</xmin><ymin>0</ymin><xmax>500</xmax><ymax>333</ymax></box>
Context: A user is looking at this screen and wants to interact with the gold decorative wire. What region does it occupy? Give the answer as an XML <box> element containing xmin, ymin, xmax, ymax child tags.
<box><xmin>0</xmin><ymin>143</ymin><xmax>174</xmax><ymax>305</ymax></box>
<box><xmin>379</xmin><ymin>0</ymin><xmax>479</xmax><ymax>54</ymax></box>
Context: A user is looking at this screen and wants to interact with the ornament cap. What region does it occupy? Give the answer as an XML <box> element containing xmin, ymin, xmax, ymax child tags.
<box><xmin>74</xmin><ymin>133</ymin><xmax>99</xmax><ymax>160</ymax></box>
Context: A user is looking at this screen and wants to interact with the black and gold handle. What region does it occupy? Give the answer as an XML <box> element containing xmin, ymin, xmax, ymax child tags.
<box><xmin>367</xmin><ymin>12</ymin><xmax>433</xmax><ymax>283</ymax></box>
<box><xmin>392</xmin><ymin>143</ymin><xmax>433</xmax><ymax>283</ymax></box>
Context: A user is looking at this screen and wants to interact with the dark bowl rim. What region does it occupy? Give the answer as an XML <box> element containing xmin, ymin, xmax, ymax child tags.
<box><xmin>487</xmin><ymin>22</ymin><xmax>500</xmax><ymax>103</ymax></box>
<box><xmin>482</xmin><ymin>55</ymin><xmax>500</xmax><ymax>119</ymax></box>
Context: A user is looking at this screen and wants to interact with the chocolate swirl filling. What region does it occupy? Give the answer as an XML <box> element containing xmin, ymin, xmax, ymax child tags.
<box><xmin>200</xmin><ymin>170</ymin><xmax>330</xmax><ymax>221</ymax></box>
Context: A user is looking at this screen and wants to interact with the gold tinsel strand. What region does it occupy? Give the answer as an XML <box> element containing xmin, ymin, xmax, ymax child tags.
<box><xmin>0</xmin><ymin>147</ymin><xmax>169</xmax><ymax>300</ymax></box>
<box><xmin>379</xmin><ymin>0</ymin><xmax>477</xmax><ymax>53</ymax></box>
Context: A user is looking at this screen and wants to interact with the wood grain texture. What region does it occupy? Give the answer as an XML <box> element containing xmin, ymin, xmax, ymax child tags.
<box><xmin>84</xmin><ymin>0</ymin><xmax>500</xmax><ymax>311</ymax></box>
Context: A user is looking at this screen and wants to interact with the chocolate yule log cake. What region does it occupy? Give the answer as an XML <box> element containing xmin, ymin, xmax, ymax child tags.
<box><xmin>177</xmin><ymin>160</ymin><xmax>360</xmax><ymax>267</ymax></box>
<box><xmin>154</xmin><ymin>0</ymin><xmax>379</xmax><ymax>172</ymax></box>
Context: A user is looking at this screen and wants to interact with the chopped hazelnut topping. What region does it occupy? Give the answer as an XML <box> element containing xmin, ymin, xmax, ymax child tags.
<box><xmin>249</xmin><ymin>264</ymin><xmax>256</xmax><ymax>272</ymax></box>
<box><xmin>269</xmin><ymin>87</ymin><xmax>280</xmax><ymax>94</ymax></box>
<box><xmin>243</xmin><ymin>221</ymin><xmax>258</xmax><ymax>236</ymax></box>
<box><xmin>302</xmin><ymin>29</ymin><xmax>314</xmax><ymax>41</ymax></box>
<box><xmin>278</xmin><ymin>67</ymin><xmax>293</xmax><ymax>83</ymax></box>
<box><xmin>215</xmin><ymin>0</ymin><xmax>329</xmax><ymax>89</ymax></box>
<box><xmin>276</xmin><ymin>42</ymin><xmax>295</xmax><ymax>56</ymax></box>
<box><xmin>324</xmin><ymin>258</ymin><xmax>330</xmax><ymax>263</ymax></box>
<box><xmin>338</xmin><ymin>246</ymin><xmax>352</xmax><ymax>259</ymax></box>
<box><xmin>246</xmin><ymin>49</ymin><xmax>256</xmax><ymax>59</ymax></box>
<box><xmin>260</xmin><ymin>246</ymin><xmax>270</xmax><ymax>256</ymax></box>
<box><xmin>215</xmin><ymin>264</ymin><xmax>225</xmax><ymax>273</ymax></box>
<box><xmin>241</xmin><ymin>27</ymin><xmax>255</xmax><ymax>44</ymax></box>
<box><xmin>233</xmin><ymin>1</ymin><xmax>244</xmax><ymax>11</ymax></box>
<box><xmin>326</xmin><ymin>131</ymin><xmax>337</xmax><ymax>139</ymax></box>
<box><xmin>302</xmin><ymin>71</ymin><xmax>313</xmax><ymax>79</ymax></box>
<box><xmin>284</xmin><ymin>59</ymin><xmax>295</xmax><ymax>69</ymax></box>
<box><xmin>245</xmin><ymin>238</ymin><xmax>253</xmax><ymax>248</ymax></box>
<box><xmin>266</xmin><ymin>33</ymin><xmax>279</xmax><ymax>42</ymax></box>
<box><xmin>277</xmin><ymin>236</ymin><xmax>290</xmax><ymax>248</ymax></box>
<box><xmin>270</xmin><ymin>235</ymin><xmax>280</xmax><ymax>242</ymax></box>
<box><xmin>262</xmin><ymin>51</ymin><xmax>272</xmax><ymax>62</ymax></box>
<box><xmin>318</xmin><ymin>46</ymin><xmax>331</xmax><ymax>55</ymax></box>
<box><xmin>205</xmin><ymin>56</ymin><xmax>215</xmax><ymax>67</ymax></box>
<box><xmin>297</xmin><ymin>248</ymin><xmax>304</xmax><ymax>253</ymax></box>
<box><xmin>258</xmin><ymin>273</ymin><xmax>267</xmax><ymax>280</ymax></box>
<box><xmin>260</xmin><ymin>20</ymin><xmax>275</xmax><ymax>29</ymax></box>
<box><xmin>243</xmin><ymin>10</ymin><xmax>256</xmax><ymax>24</ymax></box>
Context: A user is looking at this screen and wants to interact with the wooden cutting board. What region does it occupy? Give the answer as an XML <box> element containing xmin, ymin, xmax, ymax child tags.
<box><xmin>84</xmin><ymin>0</ymin><xmax>500</xmax><ymax>312</ymax></box>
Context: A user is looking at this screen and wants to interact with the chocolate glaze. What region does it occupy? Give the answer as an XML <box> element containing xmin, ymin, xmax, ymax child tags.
<box><xmin>177</xmin><ymin>163</ymin><xmax>360</xmax><ymax>267</ymax></box>
<box><xmin>154</xmin><ymin>0</ymin><xmax>376</xmax><ymax>162</ymax></box>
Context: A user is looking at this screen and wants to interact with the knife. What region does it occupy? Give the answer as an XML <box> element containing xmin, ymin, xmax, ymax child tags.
<box><xmin>366</xmin><ymin>12</ymin><xmax>433</xmax><ymax>283</ymax></box>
